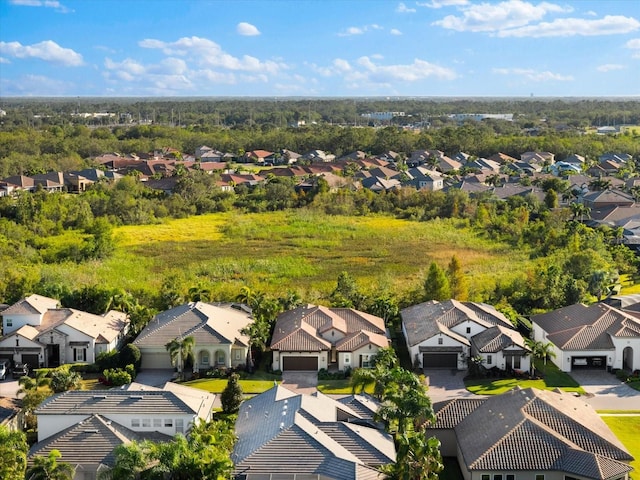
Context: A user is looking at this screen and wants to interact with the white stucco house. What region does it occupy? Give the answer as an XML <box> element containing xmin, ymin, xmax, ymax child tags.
<box><xmin>133</xmin><ymin>302</ymin><xmax>253</xmax><ymax>371</ymax></box>
<box><xmin>531</xmin><ymin>303</ymin><xmax>640</xmax><ymax>373</ymax></box>
<box><xmin>401</xmin><ymin>300</ymin><xmax>525</xmax><ymax>371</ymax></box>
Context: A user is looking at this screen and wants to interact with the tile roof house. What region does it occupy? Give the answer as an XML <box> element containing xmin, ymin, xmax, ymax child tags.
<box><xmin>232</xmin><ymin>385</ymin><xmax>395</xmax><ymax>479</ymax></box>
<box><xmin>0</xmin><ymin>295</ymin><xmax>128</xmax><ymax>370</ymax></box>
<box><xmin>427</xmin><ymin>387</ymin><xmax>633</xmax><ymax>480</ymax></box>
<box><xmin>532</xmin><ymin>303</ymin><xmax>640</xmax><ymax>372</ymax></box>
<box><xmin>270</xmin><ymin>305</ymin><xmax>389</xmax><ymax>372</ymax></box>
<box><xmin>582</xmin><ymin>189</ymin><xmax>635</xmax><ymax>208</ymax></box>
<box><xmin>29</xmin><ymin>383</ymin><xmax>214</xmax><ymax>479</ymax></box>
<box><xmin>401</xmin><ymin>300</ymin><xmax>525</xmax><ymax>371</ymax></box>
<box><xmin>133</xmin><ymin>302</ymin><xmax>253</xmax><ymax>370</ymax></box>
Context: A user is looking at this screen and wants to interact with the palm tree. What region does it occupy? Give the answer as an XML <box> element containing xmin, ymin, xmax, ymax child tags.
<box><xmin>165</xmin><ymin>336</ymin><xmax>195</xmax><ymax>380</ymax></box>
<box><xmin>381</xmin><ymin>431</ymin><xmax>443</xmax><ymax>480</ymax></box>
<box><xmin>569</xmin><ymin>201</ymin><xmax>591</xmax><ymax>222</ymax></box>
<box><xmin>17</xmin><ymin>369</ymin><xmax>50</xmax><ymax>396</ymax></box>
<box><xmin>524</xmin><ymin>338</ymin><xmax>556</xmax><ymax>377</ymax></box>
<box><xmin>26</xmin><ymin>450</ymin><xmax>75</xmax><ymax>480</ymax></box>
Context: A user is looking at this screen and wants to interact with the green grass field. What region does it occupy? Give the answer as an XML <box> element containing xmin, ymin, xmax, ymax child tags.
<box><xmin>42</xmin><ymin>210</ymin><xmax>534</xmax><ymax>301</ymax></box>
<box><xmin>602</xmin><ymin>415</ymin><xmax>640</xmax><ymax>478</ymax></box>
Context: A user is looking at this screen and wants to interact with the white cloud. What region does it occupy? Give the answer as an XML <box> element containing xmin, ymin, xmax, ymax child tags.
<box><xmin>333</xmin><ymin>58</ymin><xmax>352</xmax><ymax>72</ymax></box>
<box><xmin>585</xmin><ymin>10</ymin><xmax>597</xmax><ymax>17</ymax></box>
<box><xmin>390</xmin><ymin>28</ymin><xmax>403</xmax><ymax>35</ymax></box>
<box><xmin>627</xmin><ymin>38</ymin><xmax>640</xmax><ymax>49</ymax></box>
<box><xmin>355</xmin><ymin>56</ymin><xmax>457</xmax><ymax>82</ymax></box>
<box><xmin>1</xmin><ymin>74</ymin><xmax>74</xmax><ymax>95</ymax></box>
<box><xmin>237</xmin><ymin>22</ymin><xmax>261</xmax><ymax>36</ymax></box>
<box><xmin>0</xmin><ymin>40</ymin><xmax>83</xmax><ymax>66</ymax></box>
<box><xmin>498</xmin><ymin>15</ymin><xmax>640</xmax><ymax>37</ymax></box>
<box><xmin>493</xmin><ymin>67</ymin><xmax>573</xmax><ymax>81</ymax></box>
<box><xmin>597</xmin><ymin>64</ymin><xmax>625</xmax><ymax>72</ymax></box>
<box><xmin>434</xmin><ymin>0</ymin><xmax>571</xmax><ymax>32</ymax></box>
<box><xmin>396</xmin><ymin>2</ymin><xmax>416</xmax><ymax>13</ymax></box>
<box><xmin>10</xmin><ymin>0</ymin><xmax>71</xmax><ymax>12</ymax></box>
<box><xmin>0</xmin><ymin>57</ymin><xmax>10</xmax><ymax>64</ymax></box>
<box><xmin>138</xmin><ymin>36</ymin><xmax>286</xmax><ymax>74</ymax></box>
<box><xmin>338</xmin><ymin>24</ymin><xmax>383</xmax><ymax>36</ymax></box>
<box><xmin>418</xmin><ymin>0</ymin><xmax>469</xmax><ymax>8</ymax></box>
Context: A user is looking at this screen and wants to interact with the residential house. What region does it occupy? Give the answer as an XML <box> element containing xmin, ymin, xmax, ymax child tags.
<box><xmin>2</xmin><ymin>175</ymin><xmax>36</xmax><ymax>192</ymax></box>
<box><xmin>470</xmin><ymin>325</ymin><xmax>529</xmax><ymax>372</ymax></box>
<box><xmin>401</xmin><ymin>300</ymin><xmax>520</xmax><ymax>370</ymax></box>
<box><xmin>133</xmin><ymin>302</ymin><xmax>253</xmax><ymax>370</ymax></box>
<box><xmin>531</xmin><ymin>302</ymin><xmax>640</xmax><ymax>372</ymax></box>
<box><xmin>270</xmin><ymin>304</ymin><xmax>389</xmax><ymax>372</ymax></box>
<box><xmin>29</xmin><ymin>383</ymin><xmax>215</xmax><ymax>479</ymax></box>
<box><xmin>563</xmin><ymin>153</ymin><xmax>586</xmax><ymax>167</ymax></box>
<box><xmin>521</xmin><ymin>151</ymin><xmax>556</xmax><ymax>165</ymax></box>
<box><xmin>588</xmin><ymin>160</ymin><xmax>624</xmax><ymax>176</ymax></box>
<box><xmin>406</xmin><ymin>166</ymin><xmax>444</xmax><ymax>191</ymax></box>
<box><xmin>464</xmin><ymin>158</ymin><xmax>501</xmax><ymax>173</ymax></box>
<box><xmin>427</xmin><ymin>387</ymin><xmax>633</xmax><ymax>480</ymax></box>
<box><xmin>487</xmin><ymin>152</ymin><xmax>518</xmax><ymax>164</ymax></box>
<box><xmin>600</xmin><ymin>152</ymin><xmax>632</xmax><ymax>163</ymax></box>
<box><xmin>243</xmin><ymin>149</ymin><xmax>274</xmax><ymax>164</ymax></box>
<box><xmin>582</xmin><ymin>189</ymin><xmax>635</xmax><ymax>208</ymax></box>
<box><xmin>360</xmin><ymin>176</ymin><xmax>402</xmax><ymax>192</ymax></box>
<box><xmin>0</xmin><ymin>295</ymin><xmax>128</xmax><ymax>369</ymax></box>
<box><xmin>301</xmin><ymin>149</ymin><xmax>336</xmax><ymax>163</ymax></box>
<box><xmin>232</xmin><ymin>385</ymin><xmax>395</xmax><ymax>479</ymax></box>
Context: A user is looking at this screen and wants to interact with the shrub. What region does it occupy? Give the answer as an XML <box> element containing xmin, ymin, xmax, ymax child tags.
<box><xmin>103</xmin><ymin>368</ymin><xmax>132</xmax><ymax>386</ymax></box>
<box><xmin>119</xmin><ymin>344</ymin><xmax>141</xmax><ymax>371</ymax></box>
<box><xmin>50</xmin><ymin>369</ymin><xmax>82</xmax><ymax>393</ymax></box>
<box><xmin>96</xmin><ymin>350</ymin><xmax>119</xmax><ymax>371</ymax></box>
<box><xmin>615</xmin><ymin>369</ymin><xmax>629</xmax><ymax>382</ymax></box>
<box><xmin>221</xmin><ymin>373</ymin><xmax>243</xmax><ymax>414</ymax></box>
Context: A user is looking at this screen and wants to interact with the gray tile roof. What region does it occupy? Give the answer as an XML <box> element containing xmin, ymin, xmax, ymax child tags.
<box><xmin>35</xmin><ymin>390</ymin><xmax>199</xmax><ymax>416</ymax></box>
<box><xmin>27</xmin><ymin>414</ymin><xmax>170</xmax><ymax>469</ymax></box>
<box><xmin>471</xmin><ymin>325</ymin><xmax>528</xmax><ymax>353</ymax></box>
<box><xmin>401</xmin><ymin>300</ymin><xmax>512</xmax><ymax>347</ymax></box>
<box><xmin>442</xmin><ymin>388</ymin><xmax>633</xmax><ymax>479</ymax></box>
<box><xmin>431</xmin><ymin>398</ymin><xmax>486</xmax><ymax>429</ymax></box>
<box><xmin>1</xmin><ymin>294</ymin><xmax>58</xmax><ymax>316</ymax></box>
<box><xmin>134</xmin><ymin>302</ymin><xmax>251</xmax><ymax>348</ymax></box>
<box><xmin>532</xmin><ymin>303</ymin><xmax>640</xmax><ymax>350</ymax></box>
<box><xmin>232</xmin><ymin>386</ymin><xmax>395</xmax><ymax>479</ymax></box>
<box><xmin>271</xmin><ymin>305</ymin><xmax>386</xmax><ymax>353</ymax></box>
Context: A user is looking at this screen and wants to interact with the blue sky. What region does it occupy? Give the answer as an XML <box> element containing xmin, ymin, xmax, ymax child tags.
<box><xmin>1</xmin><ymin>0</ymin><xmax>639</xmax><ymax>97</ymax></box>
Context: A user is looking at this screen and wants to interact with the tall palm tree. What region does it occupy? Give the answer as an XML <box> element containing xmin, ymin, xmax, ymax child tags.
<box><xmin>524</xmin><ymin>338</ymin><xmax>556</xmax><ymax>377</ymax></box>
<box><xmin>381</xmin><ymin>431</ymin><xmax>443</xmax><ymax>480</ymax></box>
<box><xmin>26</xmin><ymin>450</ymin><xmax>75</xmax><ymax>480</ymax></box>
<box><xmin>165</xmin><ymin>336</ymin><xmax>195</xmax><ymax>380</ymax></box>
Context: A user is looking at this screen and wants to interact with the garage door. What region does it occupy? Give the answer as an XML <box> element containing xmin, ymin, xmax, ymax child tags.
<box><xmin>141</xmin><ymin>352</ymin><xmax>172</xmax><ymax>369</ymax></box>
<box><xmin>21</xmin><ymin>354</ymin><xmax>39</xmax><ymax>372</ymax></box>
<box><xmin>571</xmin><ymin>356</ymin><xmax>606</xmax><ymax>370</ymax></box>
<box><xmin>282</xmin><ymin>356</ymin><xmax>318</xmax><ymax>371</ymax></box>
<box><xmin>423</xmin><ymin>353</ymin><xmax>457</xmax><ymax>369</ymax></box>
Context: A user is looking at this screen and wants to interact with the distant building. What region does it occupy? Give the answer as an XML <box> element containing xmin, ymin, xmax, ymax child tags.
<box><xmin>449</xmin><ymin>113</ymin><xmax>513</xmax><ymax>122</ymax></box>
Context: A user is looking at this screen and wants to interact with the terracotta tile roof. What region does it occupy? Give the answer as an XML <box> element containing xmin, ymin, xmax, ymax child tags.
<box><xmin>532</xmin><ymin>303</ymin><xmax>640</xmax><ymax>351</ymax></box>
<box><xmin>336</xmin><ymin>331</ymin><xmax>389</xmax><ymax>352</ymax></box>
<box><xmin>271</xmin><ymin>305</ymin><xmax>386</xmax><ymax>353</ymax></box>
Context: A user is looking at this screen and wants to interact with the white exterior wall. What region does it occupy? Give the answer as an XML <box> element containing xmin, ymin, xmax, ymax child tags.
<box><xmin>36</xmin><ymin>329</ymin><xmax>68</xmax><ymax>366</ymax></box>
<box><xmin>476</xmin><ymin>350</ymin><xmax>530</xmax><ymax>372</ymax></box>
<box><xmin>0</xmin><ymin>335</ymin><xmax>44</xmax><ymax>364</ymax></box>
<box><xmin>56</xmin><ymin>325</ymin><xmax>95</xmax><ymax>364</ymax></box>
<box><xmin>450</xmin><ymin>320</ymin><xmax>486</xmax><ymax>341</ymax></box>
<box><xmin>2</xmin><ymin>313</ymin><xmax>42</xmax><ymax>335</ymax></box>
<box><xmin>38</xmin><ymin>415</ymin><xmax>88</xmax><ymax>442</ymax></box>
<box><xmin>611</xmin><ymin>337</ymin><xmax>640</xmax><ymax>371</ymax></box>
<box><xmin>271</xmin><ymin>350</ymin><xmax>327</xmax><ymax>371</ymax></box>
<box><xmin>320</xmin><ymin>328</ymin><xmax>346</xmax><ymax>344</ymax></box>
<box><xmin>408</xmin><ymin>334</ymin><xmax>469</xmax><ymax>370</ymax></box>
<box><xmin>338</xmin><ymin>345</ymin><xmax>383</xmax><ymax>371</ymax></box>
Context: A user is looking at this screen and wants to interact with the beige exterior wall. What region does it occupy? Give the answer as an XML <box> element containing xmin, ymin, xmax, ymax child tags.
<box><xmin>407</xmin><ymin>333</ymin><xmax>468</xmax><ymax>370</ymax></box>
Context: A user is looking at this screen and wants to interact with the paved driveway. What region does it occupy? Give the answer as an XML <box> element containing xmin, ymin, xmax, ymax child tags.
<box><xmin>424</xmin><ymin>369</ymin><xmax>477</xmax><ymax>402</ymax></box>
<box><xmin>134</xmin><ymin>369</ymin><xmax>176</xmax><ymax>388</ymax></box>
<box><xmin>569</xmin><ymin>369</ymin><xmax>640</xmax><ymax>410</ymax></box>
<box><xmin>0</xmin><ymin>377</ymin><xmax>20</xmax><ymax>399</ymax></box>
<box><xmin>281</xmin><ymin>371</ymin><xmax>318</xmax><ymax>394</ymax></box>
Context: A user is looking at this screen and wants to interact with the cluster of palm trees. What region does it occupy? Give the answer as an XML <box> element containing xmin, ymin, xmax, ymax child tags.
<box><xmin>524</xmin><ymin>338</ymin><xmax>556</xmax><ymax>377</ymax></box>
<box><xmin>350</xmin><ymin>347</ymin><xmax>443</xmax><ymax>479</ymax></box>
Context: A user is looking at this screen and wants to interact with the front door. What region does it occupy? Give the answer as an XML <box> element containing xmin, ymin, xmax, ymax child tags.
<box><xmin>46</xmin><ymin>344</ymin><xmax>60</xmax><ymax>367</ymax></box>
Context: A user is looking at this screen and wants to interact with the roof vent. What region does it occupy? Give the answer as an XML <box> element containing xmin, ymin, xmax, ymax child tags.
<box><xmin>131</xmin><ymin>395</ymin><xmax>144</xmax><ymax>399</ymax></box>
<box><xmin>93</xmin><ymin>395</ymin><xmax>107</xmax><ymax>399</ymax></box>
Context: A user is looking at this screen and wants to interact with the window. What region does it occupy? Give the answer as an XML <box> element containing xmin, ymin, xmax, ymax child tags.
<box><xmin>142</xmin><ymin>418</ymin><xmax>151</xmax><ymax>428</ymax></box>
<box><xmin>153</xmin><ymin>419</ymin><xmax>161</xmax><ymax>428</ymax></box>
<box><xmin>482</xmin><ymin>475</ymin><xmax>490</xmax><ymax>480</ymax></box>
<box><xmin>513</xmin><ymin>356</ymin><xmax>521</xmax><ymax>369</ymax></box>
<box><xmin>466</xmin><ymin>327</ymin><xmax>471</xmax><ymax>334</ymax></box>
<box><xmin>506</xmin><ymin>475</ymin><xmax>515</xmax><ymax>480</ymax></box>
<box><xmin>235</xmin><ymin>350</ymin><xmax>241</xmax><ymax>360</ymax></box>
<box><xmin>73</xmin><ymin>348</ymin><xmax>86</xmax><ymax>362</ymax></box>
<box><xmin>131</xmin><ymin>419</ymin><xmax>140</xmax><ymax>428</ymax></box>
<box><xmin>164</xmin><ymin>419</ymin><xmax>173</xmax><ymax>427</ymax></box>
<box><xmin>487</xmin><ymin>355</ymin><xmax>493</xmax><ymax>365</ymax></box>
<box><xmin>494</xmin><ymin>475</ymin><xmax>503</xmax><ymax>480</ymax></box>
<box><xmin>6</xmin><ymin>319</ymin><xmax>12</xmax><ymax>327</ymax></box>
<box><xmin>176</xmin><ymin>419</ymin><xmax>184</xmax><ymax>433</ymax></box>
<box><xmin>201</xmin><ymin>352</ymin><xmax>209</xmax><ymax>365</ymax></box>
<box><xmin>535</xmin><ymin>475</ymin><xmax>545</xmax><ymax>480</ymax></box>
<box><xmin>438</xmin><ymin>337</ymin><xmax>443</xmax><ymax>345</ymax></box>
<box><xmin>344</xmin><ymin>355</ymin><xmax>350</xmax><ymax>364</ymax></box>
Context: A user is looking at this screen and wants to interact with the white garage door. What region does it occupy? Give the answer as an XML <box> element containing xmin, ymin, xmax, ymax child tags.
<box><xmin>141</xmin><ymin>352</ymin><xmax>172</xmax><ymax>369</ymax></box>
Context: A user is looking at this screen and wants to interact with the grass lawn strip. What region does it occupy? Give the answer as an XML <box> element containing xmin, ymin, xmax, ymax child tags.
<box><xmin>183</xmin><ymin>378</ymin><xmax>278</xmax><ymax>394</ymax></box>
<box><xmin>601</xmin><ymin>415</ymin><xmax>640</xmax><ymax>477</ymax></box>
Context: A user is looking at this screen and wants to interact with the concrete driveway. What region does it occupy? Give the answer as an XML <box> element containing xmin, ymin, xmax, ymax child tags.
<box><xmin>569</xmin><ymin>369</ymin><xmax>640</xmax><ymax>410</ymax></box>
<box><xmin>424</xmin><ymin>369</ymin><xmax>477</xmax><ymax>402</ymax></box>
<box><xmin>281</xmin><ymin>371</ymin><xmax>318</xmax><ymax>394</ymax></box>
<box><xmin>134</xmin><ymin>369</ymin><xmax>176</xmax><ymax>388</ymax></box>
<box><xmin>0</xmin><ymin>377</ymin><xmax>20</xmax><ymax>399</ymax></box>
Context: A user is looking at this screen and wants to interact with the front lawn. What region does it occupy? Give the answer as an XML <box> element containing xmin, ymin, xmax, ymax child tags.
<box><xmin>465</xmin><ymin>361</ymin><xmax>585</xmax><ymax>395</ymax></box>
<box><xmin>602</xmin><ymin>415</ymin><xmax>640</xmax><ymax>477</ymax></box>
<box><xmin>183</xmin><ymin>377</ymin><xmax>279</xmax><ymax>394</ymax></box>
<box><xmin>317</xmin><ymin>379</ymin><xmax>374</xmax><ymax>395</ymax></box>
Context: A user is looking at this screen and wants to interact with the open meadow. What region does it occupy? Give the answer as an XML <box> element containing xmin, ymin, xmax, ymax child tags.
<box><xmin>40</xmin><ymin>210</ymin><xmax>534</xmax><ymax>301</ymax></box>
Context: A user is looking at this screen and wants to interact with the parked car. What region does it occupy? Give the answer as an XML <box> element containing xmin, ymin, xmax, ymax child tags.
<box><xmin>12</xmin><ymin>363</ymin><xmax>29</xmax><ymax>378</ymax></box>
<box><xmin>0</xmin><ymin>360</ymin><xmax>9</xmax><ymax>380</ymax></box>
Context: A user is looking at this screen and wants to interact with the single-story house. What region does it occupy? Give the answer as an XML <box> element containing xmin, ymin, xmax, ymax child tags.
<box><xmin>401</xmin><ymin>300</ymin><xmax>518</xmax><ymax>370</ymax></box>
<box><xmin>29</xmin><ymin>382</ymin><xmax>215</xmax><ymax>479</ymax></box>
<box><xmin>427</xmin><ymin>387</ymin><xmax>633</xmax><ymax>480</ymax></box>
<box><xmin>531</xmin><ymin>303</ymin><xmax>640</xmax><ymax>372</ymax></box>
<box><xmin>232</xmin><ymin>385</ymin><xmax>395</xmax><ymax>479</ymax></box>
<box><xmin>270</xmin><ymin>304</ymin><xmax>389</xmax><ymax>372</ymax></box>
<box><xmin>133</xmin><ymin>302</ymin><xmax>253</xmax><ymax>370</ymax></box>
<box><xmin>470</xmin><ymin>325</ymin><xmax>530</xmax><ymax>372</ymax></box>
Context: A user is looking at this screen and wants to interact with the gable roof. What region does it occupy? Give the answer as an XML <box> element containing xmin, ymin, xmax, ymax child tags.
<box><xmin>471</xmin><ymin>325</ymin><xmax>528</xmax><ymax>353</ymax></box>
<box><xmin>1</xmin><ymin>294</ymin><xmax>58</xmax><ymax>316</ymax></box>
<box><xmin>232</xmin><ymin>385</ymin><xmax>394</xmax><ymax>478</ymax></box>
<box><xmin>449</xmin><ymin>388</ymin><xmax>632</xmax><ymax>478</ymax></box>
<box><xmin>270</xmin><ymin>305</ymin><xmax>386</xmax><ymax>352</ymax></box>
<box><xmin>532</xmin><ymin>303</ymin><xmax>640</xmax><ymax>350</ymax></box>
<box><xmin>133</xmin><ymin>302</ymin><xmax>252</xmax><ymax>348</ymax></box>
<box><xmin>401</xmin><ymin>300</ymin><xmax>513</xmax><ymax>347</ymax></box>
